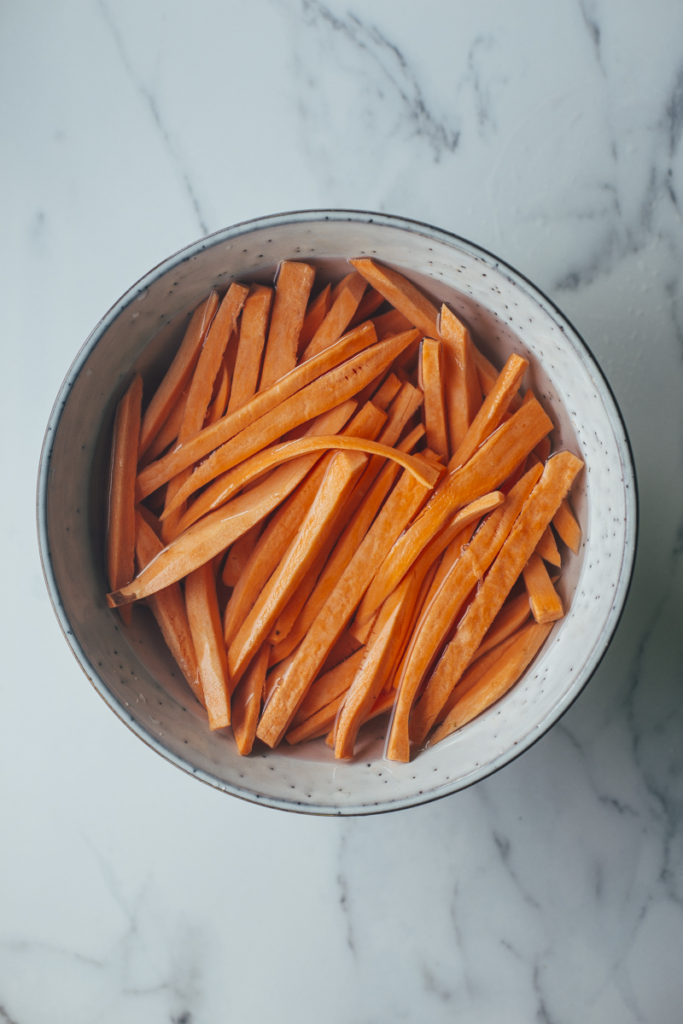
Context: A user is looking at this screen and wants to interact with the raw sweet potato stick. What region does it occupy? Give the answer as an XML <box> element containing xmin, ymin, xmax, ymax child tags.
<box><xmin>410</xmin><ymin>451</ymin><xmax>583</xmax><ymax>745</ymax></box>
<box><xmin>107</xmin><ymin>374</ymin><xmax>143</xmax><ymax>623</ymax></box>
<box><xmin>136</xmin><ymin>321</ymin><xmax>378</xmax><ymax>500</ymax></box>
<box><xmin>138</xmin><ymin>292</ymin><xmax>218</xmax><ymax>456</ymax></box>
<box><xmin>359</xmin><ymin>395</ymin><xmax>553</xmax><ymax>622</ymax></box>
<box><xmin>259</xmin><ymin>261</ymin><xmax>315</xmax><ymax>388</ymax></box>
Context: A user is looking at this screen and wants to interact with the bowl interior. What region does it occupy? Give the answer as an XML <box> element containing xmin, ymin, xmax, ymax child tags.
<box><xmin>39</xmin><ymin>212</ymin><xmax>636</xmax><ymax>813</ymax></box>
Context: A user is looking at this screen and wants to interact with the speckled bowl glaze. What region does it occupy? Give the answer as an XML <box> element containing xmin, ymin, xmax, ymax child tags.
<box><xmin>38</xmin><ymin>210</ymin><xmax>637</xmax><ymax>814</ymax></box>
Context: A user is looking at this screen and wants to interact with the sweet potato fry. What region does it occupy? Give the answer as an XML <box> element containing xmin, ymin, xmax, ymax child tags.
<box><xmin>134</xmin><ymin>511</ymin><xmax>202</xmax><ymax>705</ymax></box>
<box><xmin>222</xmin><ymin>523</ymin><xmax>262</xmax><ymax>588</ymax></box>
<box><xmin>286</xmin><ymin>693</ymin><xmax>345</xmax><ymax>745</ymax></box>
<box><xmin>182</xmin><ymin>282</ymin><xmax>248</xmax><ymax>437</ymax></box>
<box><xmin>553</xmin><ymin>499</ymin><xmax>582</xmax><ymax>552</ymax></box>
<box><xmin>259</xmin><ymin>261</ymin><xmax>315</xmax><ymax>388</ymax></box>
<box><xmin>302</xmin><ymin>272</ymin><xmax>366</xmax><ymax>359</ymax></box>
<box><xmin>299</xmin><ymin>283</ymin><xmax>332</xmax><ymax>347</ymax></box>
<box><xmin>438</xmin><ymin>304</ymin><xmax>482</xmax><ymax>453</ymax></box>
<box><xmin>370</xmin><ymin>373</ymin><xmax>402</xmax><ymax>410</ymax></box>
<box><xmin>420</xmin><ymin>338</ymin><xmax>449</xmax><ymax>461</ymax></box>
<box><xmin>136</xmin><ymin>320</ymin><xmax>377</xmax><ymax>500</ymax></box>
<box><xmin>139</xmin><ymin>291</ymin><xmax>218</xmax><ymax>456</ymax></box>
<box><xmin>410</xmin><ymin>451</ymin><xmax>583</xmax><ymax>746</ymax></box>
<box><xmin>522</xmin><ymin>552</ymin><xmax>564</xmax><ymax>623</ymax></box>
<box><xmin>350</xmin><ymin>258</ymin><xmax>439</xmax><ymax>338</ymax></box>
<box><xmin>334</xmin><ymin>581</ymin><xmax>409</xmax><ymax>758</ymax></box>
<box><xmin>473</xmin><ymin>591</ymin><xmax>531</xmax><ymax>660</ymax></box>
<box><xmin>449</xmin><ymin>352</ymin><xmax>528</xmax><ymax>468</ymax></box>
<box><xmin>269</xmin><ymin>421</ymin><xmax>425</xmax><ymax>663</ymax></box>
<box><xmin>373</xmin><ymin>308</ymin><xmax>414</xmax><ymax>339</ymax></box>
<box><xmin>185</xmin><ymin>561</ymin><xmax>230</xmax><ymax>729</ymax></box>
<box><xmin>158</xmin><ymin>328</ymin><xmax>419</xmax><ymax>510</ymax></box>
<box><xmin>385</xmin><ymin>463</ymin><xmax>542</xmax><ymax>761</ymax></box>
<box><xmin>231</xmin><ymin>644</ymin><xmax>269</xmax><ymax>756</ymax></box>
<box><xmin>359</xmin><ymin>395</ymin><xmax>553</xmax><ymax>622</ymax></box>
<box><xmin>227</xmin><ymin>284</ymin><xmax>273</xmax><ymax>413</ymax></box>
<box><xmin>165</xmin><ymin>430</ymin><xmax>439</xmax><ymax>525</ymax></box>
<box><xmin>160</xmin><ymin>283</ymin><xmax>249</xmax><ymax>538</ymax></box>
<box><xmin>349</xmin><ymin>286</ymin><xmax>384</xmax><ymax>326</ymax></box>
<box><xmin>207</xmin><ymin>361</ymin><xmax>230</xmax><ymax>424</ymax></box>
<box><xmin>290</xmin><ymin>650</ymin><xmax>366</xmax><ymax>727</ymax></box>
<box><xmin>355</xmin><ymin>489</ymin><xmax>505</xmax><ymax>628</ymax></box>
<box><xmin>431</xmin><ymin>621</ymin><xmax>552</xmax><ymax>743</ymax></box>
<box><xmin>107</xmin><ymin>374</ymin><xmax>143</xmax><ymax>625</ymax></box>
<box><xmin>143</xmin><ymin>386</ymin><xmax>187</xmax><ymax>462</ymax></box>
<box><xmin>222</xmin><ymin>400</ymin><xmax>383</xmax><ymax>645</ymax></box>
<box><xmin>536</xmin><ymin>525</ymin><xmax>561</xmax><ymax>567</ymax></box>
<box><xmin>178</xmin><ymin>400</ymin><xmax>360</xmax><ymax>534</ymax></box>
<box><xmin>228</xmin><ymin>450</ymin><xmax>368</xmax><ymax>684</ymax></box>
<box><xmin>256</xmin><ymin>459</ymin><xmax>437</xmax><ymax>747</ymax></box>
<box><xmin>110</xmin><ymin>442</ymin><xmax>366</xmax><ymax>607</ymax></box>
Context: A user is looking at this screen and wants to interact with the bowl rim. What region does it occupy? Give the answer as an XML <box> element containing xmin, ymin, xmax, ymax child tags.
<box><xmin>36</xmin><ymin>208</ymin><xmax>639</xmax><ymax>815</ymax></box>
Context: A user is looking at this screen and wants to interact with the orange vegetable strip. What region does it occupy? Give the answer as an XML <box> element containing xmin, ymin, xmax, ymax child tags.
<box><xmin>355</xmin><ymin>489</ymin><xmax>505</xmax><ymax>627</ymax></box>
<box><xmin>438</xmin><ymin>304</ymin><xmax>482</xmax><ymax>453</ymax></box>
<box><xmin>349</xmin><ymin>286</ymin><xmax>384</xmax><ymax>327</ymax></box>
<box><xmin>410</xmin><ymin>451</ymin><xmax>584</xmax><ymax>745</ymax></box>
<box><xmin>259</xmin><ymin>261</ymin><xmax>315</xmax><ymax>388</ymax></box>
<box><xmin>430</xmin><ymin>621</ymin><xmax>552</xmax><ymax>743</ymax></box>
<box><xmin>177</xmin><ymin>399</ymin><xmax>360</xmax><ymax>534</ymax></box>
<box><xmin>473</xmin><ymin>592</ymin><xmax>531</xmax><ymax>660</ymax></box>
<box><xmin>373</xmin><ymin>308</ymin><xmax>414</xmax><ymax>339</ymax></box>
<box><xmin>360</xmin><ymin>395</ymin><xmax>553</xmax><ymax>622</ymax></box>
<box><xmin>134</xmin><ymin>512</ymin><xmax>202</xmax><ymax>706</ymax></box>
<box><xmin>553</xmin><ymin>499</ymin><xmax>582</xmax><ymax>552</ymax></box>
<box><xmin>183</xmin><ymin>282</ymin><xmax>248</xmax><ymax>437</ymax></box>
<box><xmin>222</xmin><ymin>523</ymin><xmax>262</xmax><ymax>588</ymax></box>
<box><xmin>160</xmin><ymin>284</ymin><xmax>248</xmax><ymax>539</ymax></box>
<box><xmin>256</xmin><ymin>461</ymin><xmax>435</xmax><ymax>747</ymax></box>
<box><xmin>228</xmin><ymin>450</ymin><xmax>368</xmax><ymax>684</ymax></box>
<box><xmin>207</xmin><ymin>361</ymin><xmax>230</xmax><ymax>424</ymax></box>
<box><xmin>420</xmin><ymin>338</ymin><xmax>449</xmax><ymax>461</ymax></box>
<box><xmin>302</xmin><ymin>273</ymin><xmax>367</xmax><ymax>359</ymax></box>
<box><xmin>385</xmin><ymin>464</ymin><xmax>542</xmax><ymax>761</ymax></box>
<box><xmin>534</xmin><ymin>436</ymin><xmax>552</xmax><ymax>463</ymax></box>
<box><xmin>139</xmin><ymin>292</ymin><xmax>219</xmax><ymax>456</ymax></box>
<box><xmin>166</xmin><ymin>431</ymin><xmax>438</xmax><ymax>524</ymax></box>
<box><xmin>266</xmin><ymin>402</ymin><xmax>388</xmax><ymax>647</ymax></box>
<box><xmin>371</xmin><ymin>373</ymin><xmax>402</xmax><ymax>410</ymax></box>
<box><xmin>227</xmin><ymin>284</ymin><xmax>273</xmax><ymax>413</ymax></box>
<box><xmin>159</xmin><ymin>328</ymin><xmax>419</xmax><ymax>510</ymax></box>
<box><xmin>522</xmin><ymin>552</ymin><xmax>564</xmax><ymax>624</ymax></box>
<box><xmin>232</xmin><ymin>644</ymin><xmax>269</xmax><ymax>756</ymax></box>
<box><xmin>536</xmin><ymin>525</ymin><xmax>562</xmax><ymax>567</ymax></box>
<box><xmin>136</xmin><ymin>320</ymin><xmax>377</xmax><ymax>500</ymax></box>
<box><xmin>185</xmin><ymin>561</ymin><xmax>230</xmax><ymax>729</ymax></box>
<box><xmin>107</xmin><ymin>374</ymin><xmax>143</xmax><ymax>624</ymax></box>
<box><xmin>143</xmin><ymin>387</ymin><xmax>187</xmax><ymax>463</ymax></box>
<box><xmin>221</xmin><ymin>401</ymin><xmax>363</xmax><ymax>646</ymax></box>
<box><xmin>290</xmin><ymin>650</ymin><xmax>366</xmax><ymax>727</ymax></box>
<box><xmin>299</xmin><ymin>283</ymin><xmax>332</xmax><ymax>347</ymax></box>
<box><xmin>334</xmin><ymin>579</ymin><xmax>409</xmax><ymax>758</ymax></box>
<box><xmin>110</xmin><ymin>443</ymin><xmax>360</xmax><ymax>607</ymax></box>
<box><xmin>350</xmin><ymin>258</ymin><xmax>439</xmax><ymax>338</ymax></box>
<box><xmin>286</xmin><ymin>693</ymin><xmax>345</xmax><ymax>745</ymax></box>
<box><xmin>269</xmin><ymin>421</ymin><xmax>425</xmax><ymax>663</ymax></box>
<box><xmin>450</xmin><ymin>352</ymin><xmax>528</xmax><ymax>469</ymax></box>
<box><xmin>472</xmin><ymin>345</ymin><xmax>500</xmax><ymax>395</ymax></box>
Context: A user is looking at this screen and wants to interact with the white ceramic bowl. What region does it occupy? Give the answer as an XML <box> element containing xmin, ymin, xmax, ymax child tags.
<box><xmin>37</xmin><ymin>210</ymin><xmax>637</xmax><ymax>814</ymax></box>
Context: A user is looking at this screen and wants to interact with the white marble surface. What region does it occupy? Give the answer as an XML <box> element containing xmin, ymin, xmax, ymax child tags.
<box><xmin>2</xmin><ymin>0</ymin><xmax>682</xmax><ymax>1021</ymax></box>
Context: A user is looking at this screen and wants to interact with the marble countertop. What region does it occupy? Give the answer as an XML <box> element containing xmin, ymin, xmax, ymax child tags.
<box><xmin>2</xmin><ymin>1</ymin><xmax>682</xmax><ymax>1021</ymax></box>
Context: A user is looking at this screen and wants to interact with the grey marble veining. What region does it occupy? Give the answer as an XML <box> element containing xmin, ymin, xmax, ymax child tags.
<box><xmin>2</xmin><ymin>0</ymin><xmax>682</xmax><ymax>1021</ymax></box>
